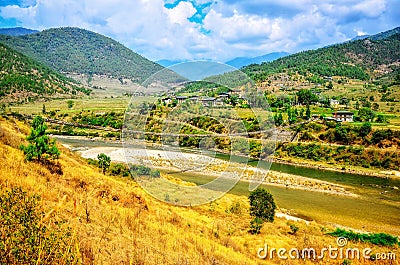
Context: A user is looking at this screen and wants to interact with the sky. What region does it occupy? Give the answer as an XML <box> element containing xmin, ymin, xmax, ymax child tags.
<box><xmin>0</xmin><ymin>0</ymin><xmax>399</xmax><ymax>62</ymax></box>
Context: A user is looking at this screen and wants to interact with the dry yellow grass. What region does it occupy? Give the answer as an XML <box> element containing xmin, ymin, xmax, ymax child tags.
<box><xmin>0</xmin><ymin>116</ymin><xmax>398</xmax><ymax>264</ymax></box>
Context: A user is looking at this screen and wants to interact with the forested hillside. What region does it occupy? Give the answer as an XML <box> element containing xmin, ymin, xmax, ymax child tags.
<box><xmin>0</xmin><ymin>43</ymin><xmax>90</xmax><ymax>103</ymax></box>
<box><xmin>0</xmin><ymin>27</ymin><xmax>163</xmax><ymax>82</ymax></box>
<box><xmin>243</xmin><ymin>28</ymin><xmax>400</xmax><ymax>83</ymax></box>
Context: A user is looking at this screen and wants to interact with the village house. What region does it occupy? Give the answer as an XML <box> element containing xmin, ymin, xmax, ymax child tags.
<box><xmin>189</xmin><ymin>96</ymin><xmax>199</xmax><ymax>103</ymax></box>
<box><xmin>201</xmin><ymin>97</ymin><xmax>216</xmax><ymax>107</ymax></box>
<box><xmin>175</xmin><ymin>96</ymin><xmax>187</xmax><ymax>103</ymax></box>
<box><xmin>332</xmin><ymin>111</ymin><xmax>354</xmax><ymax>122</ymax></box>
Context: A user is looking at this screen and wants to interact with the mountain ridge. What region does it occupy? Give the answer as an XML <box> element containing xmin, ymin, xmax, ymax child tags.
<box><xmin>0</xmin><ymin>27</ymin><xmax>163</xmax><ymax>82</ymax></box>
<box><xmin>225</xmin><ymin>52</ymin><xmax>290</xmax><ymax>68</ymax></box>
<box><xmin>0</xmin><ymin>27</ymin><xmax>39</xmax><ymax>36</ymax></box>
<box><xmin>243</xmin><ymin>27</ymin><xmax>400</xmax><ymax>83</ymax></box>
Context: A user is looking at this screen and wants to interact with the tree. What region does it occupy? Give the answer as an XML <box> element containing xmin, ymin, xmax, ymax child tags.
<box><xmin>296</xmin><ymin>89</ymin><xmax>318</xmax><ymax>105</ymax></box>
<box><xmin>97</xmin><ymin>153</ymin><xmax>111</xmax><ymax>174</ymax></box>
<box><xmin>287</xmin><ymin>108</ymin><xmax>297</xmax><ymax>124</ymax></box>
<box><xmin>359</xmin><ymin>122</ymin><xmax>372</xmax><ymax>138</ymax></box>
<box><xmin>357</xmin><ymin>107</ymin><xmax>376</xmax><ymax>122</ymax></box>
<box><xmin>67</xmin><ymin>100</ymin><xmax>74</xmax><ymax>109</ymax></box>
<box><xmin>42</xmin><ymin>104</ymin><xmax>46</xmax><ymax>114</ymax></box>
<box><xmin>334</xmin><ymin>125</ymin><xmax>349</xmax><ymax>144</ymax></box>
<box><xmin>395</xmin><ymin>71</ymin><xmax>400</xmax><ymax>84</ymax></box>
<box><xmin>274</xmin><ymin>112</ymin><xmax>283</xmax><ymax>126</ymax></box>
<box><xmin>249</xmin><ymin>188</ymin><xmax>276</xmax><ymax>223</ymax></box>
<box><xmin>20</xmin><ymin>116</ymin><xmax>60</xmax><ymax>161</ymax></box>
<box><xmin>306</xmin><ymin>104</ymin><xmax>311</xmax><ymax>120</ymax></box>
<box><xmin>376</xmin><ymin>114</ymin><xmax>388</xmax><ymax>124</ymax></box>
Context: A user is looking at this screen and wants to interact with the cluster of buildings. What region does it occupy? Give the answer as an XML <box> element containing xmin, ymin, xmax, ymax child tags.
<box><xmin>162</xmin><ymin>89</ymin><xmax>243</xmax><ymax>107</ymax></box>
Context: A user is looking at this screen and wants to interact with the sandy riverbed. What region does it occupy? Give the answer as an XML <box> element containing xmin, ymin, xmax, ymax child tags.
<box><xmin>76</xmin><ymin>146</ymin><xmax>356</xmax><ymax>197</ymax></box>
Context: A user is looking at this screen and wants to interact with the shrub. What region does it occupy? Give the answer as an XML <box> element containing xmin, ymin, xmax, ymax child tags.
<box><xmin>289</xmin><ymin>223</ymin><xmax>299</xmax><ymax>235</ymax></box>
<box><xmin>0</xmin><ymin>187</ymin><xmax>78</xmax><ymax>264</ymax></box>
<box><xmin>249</xmin><ymin>217</ymin><xmax>263</xmax><ymax>235</ymax></box>
<box><xmin>328</xmin><ymin>228</ymin><xmax>399</xmax><ymax>247</ymax></box>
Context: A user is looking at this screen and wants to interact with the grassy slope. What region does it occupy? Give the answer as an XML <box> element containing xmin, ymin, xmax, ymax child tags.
<box><xmin>0</xmin><ymin>43</ymin><xmax>90</xmax><ymax>103</ymax></box>
<box><xmin>0</xmin><ymin>117</ymin><xmax>397</xmax><ymax>264</ymax></box>
<box><xmin>0</xmin><ymin>27</ymin><xmax>163</xmax><ymax>82</ymax></box>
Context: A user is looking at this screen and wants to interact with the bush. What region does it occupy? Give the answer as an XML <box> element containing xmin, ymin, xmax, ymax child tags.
<box><xmin>131</xmin><ymin>165</ymin><xmax>160</xmax><ymax>177</ymax></box>
<box><xmin>328</xmin><ymin>228</ymin><xmax>399</xmax><ymax>247</ymax></box>
<box><xmin>249</xmin><ymin>217</ymin><xmax>263</xmax><ymax>235</ymax></box>
<box><xmin>289</xmin><ymin>223</ymin><xmax>299</xmax><ymax>235</ymax></box>
<box><xmin>249</xmin><ymin>188</ymin><xmax>276</xmax><ymax>223</ymax></box>
<box><xmin>109</xmin><ymin>163</ymin><xmax>131</xmax><ymax>177</ymax></box>
<box><xmin>0</xmin><ymin>187</ymin><xmax>78</xmax><ymax>264</ymax></box>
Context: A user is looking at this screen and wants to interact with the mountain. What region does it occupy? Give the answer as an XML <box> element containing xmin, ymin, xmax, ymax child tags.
<box><xmin>0</xmin><ymin>27</ymin><xmax>163</xmax><ymax>82</ymax></box>
<box><xmin>350</xmin><ymin>35</ymin><xmax>370</xmax><ymax>41</ymax></box>
<box><xmin>368</xmin><ymin>26</ymin><xmax>400</xmax><ymax>41</ymax></box>
<box><xmin>0</xmin><ymin>27</ymin><xmax>39</xmax><ymax>36</ymax></box>
<box><xmin>0</xmin><ymin>43</ymin><xmax>90</xmax><ymax>103</ymax></box>
<box><xmin>243</xmin><ymin>27</ymin><xmax>400</xmax><ymax>83</ymax></box>
<box><xmin>156</xmin><ymin>59</ymin><xmax>187</xmax><ymax>67</ymax></box>
<box><xmin>226</xmin><ymin>52</ymin><xmax>290</xmax><ymax>68</ymax></box>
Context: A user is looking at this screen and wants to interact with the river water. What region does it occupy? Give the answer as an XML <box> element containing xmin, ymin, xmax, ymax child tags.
<box><xmin>55</xmin><ymin>136</ymin><xmax>400</xmax><ymax>235</ymax></box>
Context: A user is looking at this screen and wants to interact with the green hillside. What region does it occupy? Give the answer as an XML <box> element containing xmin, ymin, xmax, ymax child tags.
<box><xmin>0</xmin><ymin>27</ymin><xmax>163</xmax><ymax>82</ymax></box>
<box><xmin>243</xmin><ymin>28</ymin><xmax>400</xmax><ymax>83</ymax></box>
<box><xmin>0</xmin><ymin>43</ymin><xmax>90</xmax><ymax>103</ymax></box>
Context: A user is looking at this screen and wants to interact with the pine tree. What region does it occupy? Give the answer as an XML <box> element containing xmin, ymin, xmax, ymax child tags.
<box><xmin>20</xmin><ymin>116</ymin><xmax>60</xmax><ymax>161</ymax></box>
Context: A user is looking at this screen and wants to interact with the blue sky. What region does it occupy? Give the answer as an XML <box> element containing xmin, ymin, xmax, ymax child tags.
<box><xmin>0</xmin><ymin>0</ymin><xmax>399</xmax><ymax>62</ymax></box>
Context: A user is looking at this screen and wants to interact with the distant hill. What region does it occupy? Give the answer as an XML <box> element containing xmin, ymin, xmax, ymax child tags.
<box><xmin>0</xmin><ymin>27</ymin><xmax>163</xmax><ymax>82</ymax></box>
<box><xmin>225</xmin><ymin>52</ymin><xmax>290</xmax><ymax>68</ymax></box>
<box><xmin>243</xmin><ymin>27</ymin><xmax>400</xmax><ymax>83</ymax></box>
<box><xmin>368</xmin><ymin>27</ymin><xmax>400</xmax><ymax>41</ymax></box>
<box><xmin>350</xmin><ymin>35</ymin><xmax>370</xmax><ymax>41</ymax></box>
<box><xmin>0</xmin><ymin>27</ymin><xmax>39</xmax><ymax>36</ymax></box>
<box><xmin>156</xmin><ymin>59</ymin><xmax>188</xmax><ymax>67</ymax></box>
<box><xmin>0</xmin><ymin>43</ymin><xmax>90</xmax><ymax>103</ymax></box>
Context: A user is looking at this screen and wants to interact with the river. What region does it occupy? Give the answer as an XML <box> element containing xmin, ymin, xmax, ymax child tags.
<box><xmin>55</xmin><ymin>136</ymin><xmax>400</xmax><ymax>235</ymax></box>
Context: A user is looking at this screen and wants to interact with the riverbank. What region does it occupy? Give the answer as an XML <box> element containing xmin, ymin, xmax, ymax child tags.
<box><xmin>55</xmin><ymin>135</ymin><xmax>400</xmax><ymax>179</ymax></box>
<box><xmin>273</xmin><ymin>155</ymin><xmax>400</xmax><ymax>180</ymax></box>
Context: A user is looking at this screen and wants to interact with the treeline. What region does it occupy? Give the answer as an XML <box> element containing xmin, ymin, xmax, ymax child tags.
<box><xmin>277</xmin><ymin>142</ymin><xmax>399</xmax><ymax>170</ymax></box>
<box><xmin>71</xmin><ymin>111</ymin><xmax>123</xmax><ymax>129</ymax></box>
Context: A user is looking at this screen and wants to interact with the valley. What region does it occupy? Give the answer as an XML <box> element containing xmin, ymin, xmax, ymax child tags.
<box><xmin>0</xmin><ymin>24</ymin><xmax>399</xmax><ymax>264</ymax></box>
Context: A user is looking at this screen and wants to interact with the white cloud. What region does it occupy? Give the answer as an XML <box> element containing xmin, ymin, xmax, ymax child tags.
<box><xmin>0</xmin><ymin>0</ymin><xmax>398</xmax><ymax>62</ymax></box>
<box><xmin>165</xmin><ymin>1</ymin><xmax>196</xmax><ymax>25</ymax></box>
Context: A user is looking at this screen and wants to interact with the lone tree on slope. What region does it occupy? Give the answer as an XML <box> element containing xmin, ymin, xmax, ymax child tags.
<box><xmin>20</xmin><ymin>116</ymin><xmax>60</xmax><ymax>162</ymax></box>
<box><xmin>97</xmin><ymin>153</ymin><xmax>111</xmax><ymax>174</ymax></box>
